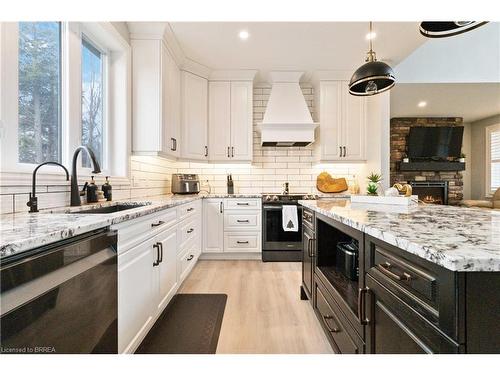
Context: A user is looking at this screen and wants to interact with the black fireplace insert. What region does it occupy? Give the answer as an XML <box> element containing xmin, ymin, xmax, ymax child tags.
<box><xmin>410</xmin><ymin>181</ymin><xmax>448</xmax><ymax>205</ymax></box>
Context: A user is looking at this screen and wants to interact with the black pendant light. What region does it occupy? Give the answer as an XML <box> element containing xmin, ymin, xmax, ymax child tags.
<box><xmin>419</xmin><ymin>21</ymin><xmax>488</xmax><ymax>38</ymax></box>
<box><xmin>349</xmin><ymin>22</ymin><xmax>395</xmax><ymax>96</ymax></box>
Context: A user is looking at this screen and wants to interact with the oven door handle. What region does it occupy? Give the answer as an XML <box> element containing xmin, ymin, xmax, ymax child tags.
<box><xmin>263</xmin><ymin>205</ymin><xmax>303</xmax><ymax>210</ymax></box>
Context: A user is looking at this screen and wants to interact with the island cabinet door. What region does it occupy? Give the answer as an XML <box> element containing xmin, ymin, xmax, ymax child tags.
<box><xmin>302</xmin><ymin>226</ymin><xmax>314</xmax><ymax>300</ymax></box>
<box><xmin>365</xmin><ymin>275</ymin><xmax>461</xmax><ymax>354</ymax></box>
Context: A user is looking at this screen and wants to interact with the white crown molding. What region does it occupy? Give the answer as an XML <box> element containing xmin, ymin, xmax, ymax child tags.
<box><xmin>127</xmin><ymin>22</ymin><xmax>168</xmax><ymax>38</ymax></box>
<box><xmin>209</xmin><ymin>70</ymin><xmax>258</xmax><ymax>81</ymax></box>
<box><xmin>181</xmin><ymin>58</ymin><xmax>211</xmax><ymax>79</ymax></box>
<box><xmin>162</xmin><ymin>23</ymin><xmax>187</xmax><ymax>69</ymax></box>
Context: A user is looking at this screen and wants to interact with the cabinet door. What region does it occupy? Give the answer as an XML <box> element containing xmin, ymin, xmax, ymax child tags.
<box><xmin>365</xmin><ymin>275</ymin><xmax>460</xmax><ymax>354</ymax></box>
<box><xmin>162</xmin><ymin>43</ymin><xmax>181</xmax><ymax>157</ymax></box>
<box><xmin>230</xmin><ymin>81</ymin><xmax>253</xmax><ymax>161</ymax></box>
<box><xmin>302</xmin><ymin>228</ymin><xmax>314</xmax><ymax>299</ymax></box>
<box><xmin>203</xmin><ymin>199</ymin><xmax>224</xmax><ymax>253</ymax></box>
<box><xmin>319</xmin><ymin>81</ymin><xmax>342</xmax><ymax>161</ymax></box>
<box><xmin>181</xmin><ymin>71</ymin><xmax>208</xmax><ymax>160</ymax></box>
<box><xmin>132</xmin><ymin>39</ymin><xmax>162</xmax><ymax>153</ymax></box>
<box><xmin>118</xmin><ymin>238</ymin><xmax>155</xmax><ymax>353</ymax></box>
<box><xmin>208</xmin><ymin>81</ymin><xmax>232</xmax><ymax>160</ymax></box>
<box><xmin>341</xmin><ymin>81</ymin><xmax>366</xmax><ymax>161</ymax></box>
<box><xmin>155</xmin><ymin>226</ymin><xmax>178</xmax><ymax>313</ymax></box>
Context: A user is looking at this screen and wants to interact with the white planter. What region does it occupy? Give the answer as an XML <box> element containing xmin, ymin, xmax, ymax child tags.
<box><xmin>350</xmin><ymin>194</ymin><xmax>419</xmax><ymax>206</ymax></box>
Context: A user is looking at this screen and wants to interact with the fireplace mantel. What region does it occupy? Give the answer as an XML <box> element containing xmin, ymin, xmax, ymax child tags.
<box><xmin>399</xmin><ymin>161</ymin><xmax>465</xmax><ymax>172</ymax></box>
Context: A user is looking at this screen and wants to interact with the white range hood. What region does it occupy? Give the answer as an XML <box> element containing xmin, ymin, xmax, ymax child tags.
<box><xmin>258</xmin><ymin>71</ymin><xmax>318</xmax><ymax>147</ymax></box>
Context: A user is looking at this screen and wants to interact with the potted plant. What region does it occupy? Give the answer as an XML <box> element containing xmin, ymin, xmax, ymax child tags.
<box><xmin>366</xmin><ymin>172</ymin><xmax>383</xmax><ymax>196</ymax></box>
<box><xmin>459</xmin><ymin>152</ymin><xmax>466</xmax><ymax>163</ymax></box>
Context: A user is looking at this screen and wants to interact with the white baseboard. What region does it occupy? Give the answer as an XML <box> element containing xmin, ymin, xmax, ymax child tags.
<box><xmin>199</xmin><ymin>252</ymin><xmax>262</xmax><ymax>260</ymax></box>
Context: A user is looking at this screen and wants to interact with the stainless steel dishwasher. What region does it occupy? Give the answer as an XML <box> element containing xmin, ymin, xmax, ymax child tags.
<box><xmin>0</xmin><ymin>228</ymin><xmax>117</xmax><ymax>354</ymax></box>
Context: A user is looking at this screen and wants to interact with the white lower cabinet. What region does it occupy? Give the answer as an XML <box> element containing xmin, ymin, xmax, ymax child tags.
<box><xmin>154</xmin><ymin>226</ymin><xmax>178</xmax><ymax>314</ymax></box>
<box><xmin>118</xmin><ymin>236</ymin><xmax>156</xmax><ymax>354</ymax></box>
<box><xmin>117</xmin><ymin>201</ymin><xmax>202</xmax><ymax>353</ymax></box>
<box><xmin>203</xmin><ymin>198</ymin><xmax>261</xmax><ymax>254</ymax></box>
<box><xmin>202</xmin><ymin>199</ymin><xmax>225</xmax><ymax>253</ymax></box>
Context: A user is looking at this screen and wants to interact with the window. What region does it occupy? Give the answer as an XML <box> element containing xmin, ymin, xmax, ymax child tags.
<box><xmin>81</xmin><ymin>37</ymin><xmax>105</xmax><ymax>168</ymax></box>
<box><xmin>487</xmin><ymin>124</ymin><xmax>500</xmax><ymax>194</ymax></box>
<box><xmin>18</xmin><ymin>22</ymin><xmax>61</xmax><ymax>164</ymax></box>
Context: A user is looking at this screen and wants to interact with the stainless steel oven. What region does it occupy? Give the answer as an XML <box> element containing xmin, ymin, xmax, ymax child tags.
<box><xmin>262</xmin><ymin>193</ymin><xmax>316</xmax><ymax>262</ymax></box>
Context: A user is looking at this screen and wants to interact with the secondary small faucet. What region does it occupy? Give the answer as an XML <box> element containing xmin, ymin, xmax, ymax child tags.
<box><xmin>27</xmin><ymin>162</ymin><xmax>69</xmax><ymax>213</ymax></box>
<box><xmin>71</xmin><ymin>146</ymin><xmax>101</xmax><ymax>206</ymax></box>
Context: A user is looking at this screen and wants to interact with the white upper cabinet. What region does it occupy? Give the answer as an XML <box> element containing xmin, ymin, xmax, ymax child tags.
<box><xmin>181</xmin><ymin>71</ymin><xmax>209</xmax><ymax>160</ymax></box>
<box><xmin>208</xmin><ymin>81</ymin><xmax>232</xmax><ymax>160</ymax></box>
<box><xmin>208</xmin><ymin>80</ymin><xmax>253</xmax><ymax>161</ymax></box>
<box><xmin>131</xmin><ymin>38</ymin><xmax>181</xmax><ymax>158</ymax></box>
<box><xmin>319</xmin><ymin>81</ymin><xmax>367</xmax><ymax>161</ymax></box>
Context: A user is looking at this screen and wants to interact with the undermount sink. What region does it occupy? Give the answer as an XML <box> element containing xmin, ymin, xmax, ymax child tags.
<box><xmin>72</xmin><ymin>203</ymin><xmax>150</xmax><ymax>214</ymax></box>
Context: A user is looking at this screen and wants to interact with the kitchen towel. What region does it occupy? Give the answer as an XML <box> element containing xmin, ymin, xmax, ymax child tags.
<box><xmin>282</xmin><ymin>205</ymin><xmax>298</xmax><ymax>232</ymax></box>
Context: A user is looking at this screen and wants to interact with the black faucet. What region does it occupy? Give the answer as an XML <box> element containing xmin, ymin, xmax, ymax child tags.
<box><xmin>71</xmin><ymin>146</ymin><xmax>101</xmax><ymax>206</ymax></box>
<box><xmin>27</xmin><ymin>162</ymin><xmax>69</xmax><ymax>213</ymax></box>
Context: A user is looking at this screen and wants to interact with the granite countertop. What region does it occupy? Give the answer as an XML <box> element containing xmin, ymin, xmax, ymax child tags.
<box><xmin>0</xmin><ymin>193</ymin><xmax>267</xmax><ymax>259</ymax></box>
<box><xmin>299</xmin><ymin>199</ymin><xmax>500</xmax><ymax>272</ymax></box>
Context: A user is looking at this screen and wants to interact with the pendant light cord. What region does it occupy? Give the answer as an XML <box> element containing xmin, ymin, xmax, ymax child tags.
<box><xmin>369</xmin><ymin>21</ymin><xmax>373</xmax><ymax>52</ymax></box>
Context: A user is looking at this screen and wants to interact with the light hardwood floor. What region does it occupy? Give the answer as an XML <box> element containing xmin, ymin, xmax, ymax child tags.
<box><xmin>178</xmin><ymin>260</ymin><xmax>333</xmax><ymax>354</ymax></box>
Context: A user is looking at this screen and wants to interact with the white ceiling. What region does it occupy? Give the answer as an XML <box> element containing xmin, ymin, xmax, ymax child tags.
<box><xmin>390</xmin><ymin>83</ymin><xmax>500</xmax><ymax>123</ymax></box>
<box><xmin>168</xmin><ymin>22</ymin><xmax>426</xmax><ymax>82</ymax></box>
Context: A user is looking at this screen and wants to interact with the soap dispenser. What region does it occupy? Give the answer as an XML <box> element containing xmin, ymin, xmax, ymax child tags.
<box><xmin>102</xmin><ymin>176</ymin><xmax>112</xmax><ymax>201</ymax></box>
<box><xmin>87</xmin><ymin>176</ymin><xmax>98</xmax><ymax>203</ymax></box>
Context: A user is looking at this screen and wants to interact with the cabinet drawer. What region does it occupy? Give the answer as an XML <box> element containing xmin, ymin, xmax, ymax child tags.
<box><xmin>224</xmin><ymin>232</ymin><xmax>260</xmax><ymax>252</ymax></box>
<box><xmin>224</xmin><ymin>211</ymin><xmax>261</xmax><ymax>231</ymax></box>
<box><xmin>365</xmin><ymin>235</ymin><xmax>459</xmax><ymax>341</ymax></box>
<box><xmin>224</xmin><ymin>198</ymin><xmax>261</xmax><ymax>210</ymax></box>
<box><xmin>314</xmin><ymin>280</ymin><xmax>363</xmax><ymax>354</ymax></box>
<box><xmin>177</xmin><ymin>244</ymin><xmax>198</xmax><ymax>282</ymax></box>
<box><xmin>113</xmin><ymin>208</ymin><xmax>177</xmax><ymax>254</ymax></box>
<box><xmin>178</xmin><ymin>216</ymin><xmax>199</xmax><ymax>249</ymax></box>
<box><xmin>177</xmin><ymin>200</ymin><xmax>201</xmax><ymax>222</ymax></box>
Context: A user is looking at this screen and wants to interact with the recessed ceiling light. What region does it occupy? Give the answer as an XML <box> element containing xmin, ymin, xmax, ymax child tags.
<box><xmin>239</xmin><ymin>30</ymin><xmax>249</xmax><ymax>40</ymax></box>
<box><xmin>366</xmin><ymin>31</ymin><xmax>376</xmax><ymax>40</ymax></box>
<box><xmin>418</xmin><ymin>101</ymin><xmax>427</xmax><ymax>108</ymax></box>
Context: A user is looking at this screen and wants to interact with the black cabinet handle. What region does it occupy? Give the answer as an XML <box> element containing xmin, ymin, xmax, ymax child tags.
<box><xmin>187</xmin><ymin>254</ymin><xmax>194</xmax><ymax>261</ymax></box>
<box><xmin>343</xmin><ymin>146</ymin><xmax>346</xmax><ymax>157</ymax></box>
<box><xmin>308</xmin><ymin>238</ymin><xmax>315</xmax><ymax>257</ymax></box>
<box><xmin>151</xmin><ymin>220</ymin><xmax>165</xmax><ymax>228</ymax></box>
<box><xmin>237</xmin><ymin>219</ymin><xmax>249</xmax><ymax>223</ymax></box>
<box><xmin>236</xmin><ymin>240</ymin><xmax>249</xmax><ymax>244</ymax></box>
<box><xmin>153</xmin><ymin>243</ymin><xmax>161</xmax><ymax>266</ymax></box>
<box><xmin>322</xmin><ymin>314</ymin><xmax>341</xmax><ymax>333</ymax></box>
<box><xmin>357</xmin><ymin>287</ymin><xmax>370</xmax><ymax>325</ymax></box>
<box><xmin>205</xmin><ymin>146</ymin><xmax>208</xmax><ymax>157</ymax></box>
<box><xmin>231</xmin><ymin>146</ymin><xmax>234</xmax><ymax>158</ymax></box>
<box><xmin>158</xmin><ymin>242</ymin><xmax>163</xmax><ymax>263</ymax></box>
<box><xmin>236</xmin><ymin>202</ymin><xmax>250</xmax><ymax>206</ymax></box>
<box><xmin>171</xmin><ymin>137</ymin><xmax>176</xmax><ymax>151</ymax></box>
<box><xmin>187</xmin><ymin>228</ymin><xmax>194</xmax><ymax>234</ymax></box>
<box><xmin>187</xmin><ymin>207</ymin><xmax>194</xmax><ymax>212</ymax></box>
<box><xmin>174</xmin><ymin>138</ymin><xmax>177</xmax><ymax>151</ymax></box>
<box><xmin>220</xmin><ymin>202</ymin><xmax>223</xmax><ymax>213</ymax></box>
<box><xmin>339</xmin><ymin>146</ymin><xmax>342</xmax><ymax>157</ymax></box>
<box><xmin>377</xmin><ymin>262</ymin><xmax>411</xmax><ymax>282</ymax></box>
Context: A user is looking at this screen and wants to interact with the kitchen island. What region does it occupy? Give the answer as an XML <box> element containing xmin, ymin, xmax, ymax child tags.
<box><xmin>299</xmin><ymin>199</ymin><xmax>500</xmax><ymax>354</ymax></box>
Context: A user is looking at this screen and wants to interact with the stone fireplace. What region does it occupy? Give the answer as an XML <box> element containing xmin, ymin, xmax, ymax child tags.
<box><xmin>390</xmin><ymin>117</ymin><xmax>464</xmax><ymax>205</ymax></box>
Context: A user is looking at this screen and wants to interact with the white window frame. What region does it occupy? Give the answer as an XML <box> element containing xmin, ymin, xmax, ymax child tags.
<box><xmin>485</xmin><ymin>123</ymin><xmax>500</xmax><ymax>196</ymax></box>
<box><xmin>0</xmin><ymin>21</ymin><xmax>131</xmax><ymax>185</ymax></box>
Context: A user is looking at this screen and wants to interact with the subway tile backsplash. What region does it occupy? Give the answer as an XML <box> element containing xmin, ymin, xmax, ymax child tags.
<box><xmin>1</xmin><ymin>84</ymin><xmax>361</xmax><ymax>214</ymax></box>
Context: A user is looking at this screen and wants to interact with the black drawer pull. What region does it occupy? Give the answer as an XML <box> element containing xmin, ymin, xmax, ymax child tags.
<box><xmin>187</xmin><ymin>254</ymin><xmax>194</xmax><ymax>261</ymax></box>
<box><xmin>237</xmin><ymin>219</ymin><xmax>250</xmax><ymax>223</ymax></box>
<box><xmin>236</xmin><ymin>240</ymin><xmax>249</xmax><ymax>244</ymax></box>
<box><xmin>237</xmin><ymin>202</ymin><xmax>250</xmax><ymax>206</ymax></box>
<box><xmin>187</xmin><ymin>207</ymin><xmax>194</xmax><ymax>212</ymax></box>
<box><xmin>153</xmin><ymin>243</ymin><xmax>161</xmax><ymax>266</ymax></box>
<box><xmin>377</xmin><ymin>262</ymin><xmax>411</xmax><ymax>282</ymax></box>
<box><xmin>151</xmin><ymin>220</ymin><xmax>165</xmax><ymax>228</ymax></box>
<box><xmin>322</xmin><ymin>315</ymin><xmax>340</xmax><ymax>333</ymax></box>
<box><xmin>357</xmin><ymin>287</ymin><xmax>369</xmax><ymax>325</ymax></box>
<box><xmin>187</xmin><ymin>228</ymin><xmax>194</xmax><ymax>234</ymax></box>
